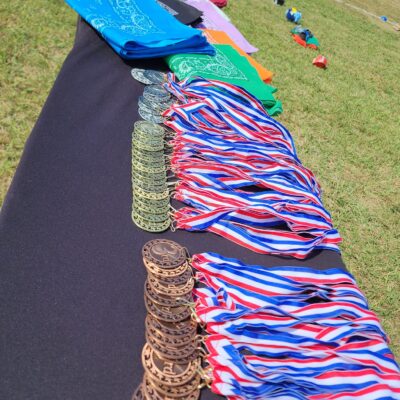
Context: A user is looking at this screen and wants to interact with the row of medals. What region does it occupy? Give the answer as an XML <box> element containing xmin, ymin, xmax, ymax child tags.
<box><xmin>132</xmin><ymin>239</ymin><xmax>202</xmax><ymax>400</ymax></box>
<box><xmin>131</xmin><ymin>68</ymin><xmax>174</xmax><ymax>233</ymax></box>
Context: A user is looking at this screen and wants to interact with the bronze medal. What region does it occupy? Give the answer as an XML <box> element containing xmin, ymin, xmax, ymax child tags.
<box><xmin>142</xmin><ymin>239</ymin><xmax>187</xmax><ymax>269</ymax></box>
<box><xmin>142</xmin><ymin>375</ymin><xmax>200</xmax><ymax>400</ymax></box>
<box><xmin>155</xmin><ymin>267</ymin><xmax>192</xmax><ymax>285</ymax></box>
<box><xmin>146</xmin><ymin>332</ymin><xmax>200</xmax><ymax>363</ymax></box>
<box><xmin>145</xmin><ymin>280</ymin><xmax>192</xmax><ymax>307</ymax></box>
<box><xmin>145</xmin><ymin>316</ymin><xmax>196</xmax><ymax>347</ymax></box>
<box><xmin>143</xmin><ymin>259</ymin><xmax>189</xmax><ymax>279</ymax></box>
<box><xmin>146</xmin><ymin>314</ymin><xmax>197</xmax><ymax>338</ymax></box>
<box><xmin>144</xmin><ymin>294</ymin><xmax>191</xmax><ymax>323</ymax></box>
<box><xmin>148</xmin><ymin>273</ymin><xmax>194</xmax><ymax>297</ymax></box>
<box><xmin>142</xmin><ymin>343</ymin><xmax>199</xmax><ymax>387</ymax></box>
<box><xmin>144</xmin><ymin>372</ymin><xmax>201</xmax><ymax>399</ymax></box>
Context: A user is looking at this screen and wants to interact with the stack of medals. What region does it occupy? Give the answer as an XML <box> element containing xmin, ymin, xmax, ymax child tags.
<box><xmin>131</xmin><ymin>68</ymin><xmax>173</xmax><ymax>124</ymax></box>
<box><xmin>132</xmin><ymin>239</ymin><xmax>201</xmax><ymax>400</ymax></box>
<box><xmin>132</xmin><ymin>120</ymin><xmax>170</xmax><ymax>232</ymax></box>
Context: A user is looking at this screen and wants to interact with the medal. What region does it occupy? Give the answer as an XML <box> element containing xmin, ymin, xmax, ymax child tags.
<box><xmin>146</xmin><ymin>332</ymin><xmax>200</xmax><ymax>364</ymax></box>
<box><xmin>134</xmin><ymin>120</ymin><xmax>165</xmax><ymax>137</ymax></box>
<box><xmin>145</xmin><ymin>280</ymin><xmax>191</xmax><ymax>308</ymax></box>
<box><xmin>138</xmin><ymin>107</ymin><xmax>164</xmax><ymax>124</ymax></box>
<box><xmin>133</xmin><ymin>212</ymin><xmax>170</xmax><ymax>233</ymax></box>
<box><xmin>146</xmin><ymin>314</ymin><xmax>197</xmax><ymax>338</ymax></box>
<box><xmin>142</xmin><ymin>343</ymin><xmax>199</xmax><ymax>387</ymax></box>
<box><xmin>145</xmin><ymin>316</ymin><xmax>196</xmax><ymax>347</ymax></box>
<box><xmin>142</xmin><ymin>239</ymin><xmax>187</xmax><ymax>269</ymax></box>
<box><xmin>144</xmin><ymin>372</ymin><xmax>201</xmax><ymax>398</ymax></box>
<box><xmin>143</xmin><ymin>259</ymin><xmax>189</xmax><ymax>279</ymax></box>
<box><xmin>142</xmin><ymin>374</ymin><xmax>200</xmax><ymax>400</ymax></box>
<box><xmin>143</xmin><ymin>85</ymin><xmax>171</xmax><ymax>103</ymax></box>
<box><xmin>144</xmin><ymin>295</ymin><xmax>191</xmax><ymax>323</ymax></box>
<box><xmin>148</xmin><ymin>273</ymin><xmax>194</xmax><ymax>297</ymax></box>
<box><xmin>143</xmin><ymin>70</ymin><xmax>167</xmax><ymax>85</ymax></box>
<box><xmin>131</xmin><ymin>68</ymin><xmax>153</xmax><ymax>85</ymax></box>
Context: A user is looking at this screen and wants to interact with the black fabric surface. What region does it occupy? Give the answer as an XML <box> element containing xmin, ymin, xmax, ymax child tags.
<box><xmin>157</xmin><ymin>0</ymin><xmax>203</xmax><ymax>25</ymax></box>
<box><xmin>0</xmin><ymin>18</ymin><xmax>345</xmax><ymax>400</ymax></box>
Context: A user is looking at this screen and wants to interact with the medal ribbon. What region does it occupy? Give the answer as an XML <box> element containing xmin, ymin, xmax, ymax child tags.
<box><xmin>192</xmin><ymin>253</ymin><xmax>400</xmax><ymax>399</ymax></box>
<box><xmin>164</xmin><ymin>75</ymin><xmax>342</xmax><ymax>258</ymax></box>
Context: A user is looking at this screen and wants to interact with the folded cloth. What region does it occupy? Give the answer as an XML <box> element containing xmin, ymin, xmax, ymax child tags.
<box><xmin>184</xmin><ymin>0</ymin><xmax>258</xmax><ymax>54</ymax></box>
<box><xmin>156</xmin><ymin>0</ymin><xmax>203</xmax><ymax>25</ymax></box>
<box><xmin>64</xmin><ymin>0</ymin><xmax>215</xmax><ymax>59</ymax></box>
<box><xmin>210</xmin><ymin>0</ymin><xmax>228</xmax><ymax>7</ymax></box>
<box><xmin>166</xmin><ymin>44</ymin><xmax>281</xmax><ymax>114</ymax></box>
<box><xmin>202</xmin><ymin>29</ymin><xmax>273</xmax><ymax>82</ymax></box>
<box><xmin>291</xmin><ymin>26</ymin><xmax>319</xmax><ymax>49</ymax></box>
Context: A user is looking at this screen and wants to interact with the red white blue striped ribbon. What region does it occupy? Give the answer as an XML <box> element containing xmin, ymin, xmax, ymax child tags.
<box><xmin>192</xmin><ymin>253</ymin><xmax>400</xmax><ymax>399</ymax></box>
<box><xmin>164</xmin><ymin>75</ymin><xmax>342</xmax><ymax>258</ymax></box>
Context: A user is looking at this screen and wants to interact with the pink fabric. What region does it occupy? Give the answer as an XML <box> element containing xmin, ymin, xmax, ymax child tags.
<box><xmin>185</xmin><ymin>0</ymin><xmax>258</xmax><ymax>53</ymax></box>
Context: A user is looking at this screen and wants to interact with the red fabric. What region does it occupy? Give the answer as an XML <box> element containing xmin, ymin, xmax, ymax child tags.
<box><xmin>210</xmin><ymin>0</ymin><xmax>228</xmax><ymax>7</ymax></box>
<box><xmin>292</xmin><ymin>34</ymin><xmax>307</xmax><ymax>48</ymax></box>
<box><xmin>292</xmin><ymin>34</ymin><xmax>318</xmax><ymax>50</ymax></box>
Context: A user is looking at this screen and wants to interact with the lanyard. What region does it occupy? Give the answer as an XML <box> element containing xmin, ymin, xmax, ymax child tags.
<box><xmin>191</xmin><ymin>253</ymin><xmax>400</xmax><ymax>399</ymax></box>
<box><xmin>163</xmin><ymin>75</ymin><xmax>342</xmax><ymax>258</ymax></box>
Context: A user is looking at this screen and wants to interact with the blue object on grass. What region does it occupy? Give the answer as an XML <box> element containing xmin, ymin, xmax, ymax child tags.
<box><xmin>286</xmin><ymin>7</ymin><xmax>302</xmax><ymax>23</ymax></box>
<box><xmin>380</xmin><ymin>16</ymin><xmax>388</xmax><ymax>22</ymax></box>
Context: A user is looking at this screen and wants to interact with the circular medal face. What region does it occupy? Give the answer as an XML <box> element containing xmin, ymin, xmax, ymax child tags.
<box><xmin>142</xmin><ymin>343</ymin><xmax>199</xmax><ymax>387</ymax></box>
<box><xmin>146</xmin><ymin>332</ymin><xmax>199</xmax><ymax>364</ymax></box>
<box><xmin>131</xmin><ymin>384</ymin><xmax>144</xmax><ymax>400</ymax></box>
<box><xmin>134</xmin><ymin>120</ymin><xmax>164</xmax><ymax>137</ymax></box>
<box><xmin>143</xmin><ymin>70</ymin><xmax>166</xmax><ymax>85</ymax></box>
<box><xmin>138</xmin><ymin>107</ymin><xmax>164</xmax><ymax>124</ymax></box>
<box><xmin>148</xmin><ymin>274</ymin><xmax>194</xmax><ymax>297</ymax></box>
<box><xmin>132</xmin><ymin>212</ymin><xmax>170</xmax><ymax>233</ymax></box>
<box><xmin>142</xmin><ymin>239</ymin><xmax>187</xmax><ymax>269</ymax></box>
<box><xmin>143</xmin><ymin>85</ymin><xmax>170</xmax><ymax>102</ymax></box>
<box><xmin>145</xmin><ymin>280</ymin><xmax>192</xmax><ymax>307</ymax></box>
<box><xmin>145</xmin><ymin>316</ymin><xmax>196</xmax><ymax>347</ymax></box>
<box><xmin>144</xmin><ymin>372</ymin><xmax>201</xmax><ymax>398</ymax></box>
<box><xmin>143</xmin><ymin>259</ymin><xmax>188</xmax><ymax>279</ymax></box>
<box><xmin>144</xmin><ymin>294</ymin><xmax>191</xmax><ymax>323</ymax></box>
<box><xmin>131</xmin><ymin>68</ymin><xmax>152</xmax><ymax>85</ymax></box>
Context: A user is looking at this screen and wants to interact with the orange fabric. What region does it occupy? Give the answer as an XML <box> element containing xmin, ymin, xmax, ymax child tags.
<box><xmin>292</xmin><ymin>34</ymin><xmax>307</xmax><ymax>48</ymax></box>
<box><xmin>202</xmin><ymin>29</ymin><xmax>273</xmax><ymax>83</ymax></box>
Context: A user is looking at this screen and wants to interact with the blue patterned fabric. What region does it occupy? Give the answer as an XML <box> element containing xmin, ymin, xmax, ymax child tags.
<box><xmin>65</xmin><ymin>0</ymin><xmax>215</xmax><ymax>59</ymax></box>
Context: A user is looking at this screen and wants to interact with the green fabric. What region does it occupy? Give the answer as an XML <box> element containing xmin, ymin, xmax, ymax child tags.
<box><xmin>266</xmin><ymin>100</ymin><xmax>283</xmax><ymax>116</ymax></box>
<box><xmin>165</xmin><ymin>44</ymin><xmax>278</xmax><ymax>108</ymax></box>
<box><xmin>307</xmin><ymin>36</ymin><xmax>320</xmax><ymax>48</ymax></box>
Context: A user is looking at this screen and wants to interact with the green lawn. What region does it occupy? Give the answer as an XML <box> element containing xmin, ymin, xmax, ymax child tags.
<box><xmin>1</xmin><ymin>0</ymin><xmax>399</xmax><ymax>356</ymax></box>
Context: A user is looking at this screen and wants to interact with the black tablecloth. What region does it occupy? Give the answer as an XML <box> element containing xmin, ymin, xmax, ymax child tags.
<box><xmin>0</xmin><ymin>18</ymin><xmax>345</xmax><ymax>400</ymax></box>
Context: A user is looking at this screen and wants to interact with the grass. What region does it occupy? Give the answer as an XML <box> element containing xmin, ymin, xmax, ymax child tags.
<box><xmin>1</xmin><ymin>0</ymin><xmax>399</xmax><ymax>356</ymax></box>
